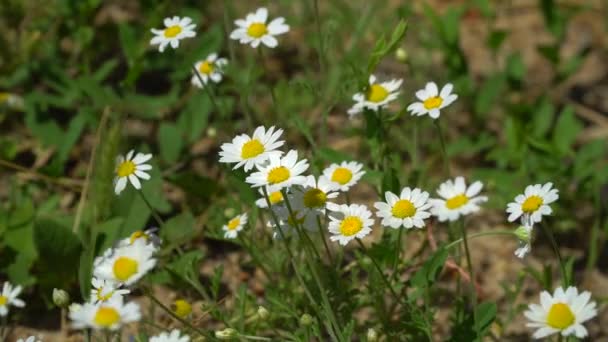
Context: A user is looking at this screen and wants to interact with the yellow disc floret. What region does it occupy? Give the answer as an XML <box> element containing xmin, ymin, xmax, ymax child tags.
<box><xmin>423</xmin><ymin>96</ymin><xmax>443</xmax><ymax>110</ymax></box>
<box><xmin>0</xmin><ymin>295</ymin><xmax>7</xmax><ymax>306</ymax></box>
<box><xmin>164</xmin><ymin>25</ymin><xmax>183</xmax><ymax>38</ymax></box>
<box><xmin>173</xmin><ymin>299</ymin><xmax>193</xmax><ymax>318</ymax></box>
<box><xmin>267</xmin><ymin>166</ymin><xmax>290</xmax><ymax>185</ymax></box>
<box><xmin>247</xmin><ymin>23</ymin><xmax>268</xmax><ymax>38</ymax></box>
<box><xmin>446</xmin><ymin>194</ymin><xmax>469</xmax><ymax>210</ymax></box>
<box><xmin>227</xmin><ymin>217</ymin><xmax>241</xmax><ymax>230</ymax></box>
<box><xmin>522</xmin><ymin>195</ymin><xmax>543</xmax><ymax>213</ymax></box>
<box><xmin>113</xmin><ymin>257</ymin><xmax>139</xmax><ymax>282</ymax></box>
<box><xmin>117</xmin><ymin>161</ymin><xmax>136</xmax><ymax>178</ymax></box>
<box><xmin>339</xmin><ymin>216</ymin><xmax>363</xmax><ymax>236</ymax></box>
<box><xmin>241</xmin><ymin>139</ymin><xmax>265</xmax><ymax>159</ymax></box>
<box><xmin>303</xmin><ymin>188</ymin><xmax>327</xmax><ymax>208</ymax></box>
<box><xmin>94</xmin><ymin>307</ymin><xmax>121</xmax><ymax>327</ymax></box>
<box><xmin>269</xmin><ymin>191</ymin><xmax>284</xmax><ymax>204</ymax></box>
<box><xmin>331</xmin><ymin>167</ymin><xmax>353</xmax><ymax>185</ymax></box>
<box><xmin>367</xmin><ymin>84</ymin><xmax>389</xmax><ymax>103</ymax></box>
<box><xmin>198</xmin><ymin>61</ymin><xmax>214</xmax><ymax>75</ymax></box>
<box><xmin>391</xmin><ymin>199</ymin><xmax>416</xmax><ymax>218</ymax></box>
<box><xmin>546</xmin><ymin>303</ymin><xmax>575</xmax><ymax>329</ymax></box>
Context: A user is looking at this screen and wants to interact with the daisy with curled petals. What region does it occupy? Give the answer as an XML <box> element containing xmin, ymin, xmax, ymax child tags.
<box><xmin>0</xmin><ymin>282</ymin><xmax>25</xmax><ymax>316</ymax></box>
<box><xmin>514</xmin><ymin>223</ymin><xmax>533</xmax><ymax>259</ymax></box>
<box><xmin>150</xmin><ymin>16</ymin><xmax>196</xmax><ymax>52</ymax></box>
<box><xmin>230</xmin><ymin>7</ymin><xmax>289</xmax><ymax>48</ymax></box>
<box><xmin>91</xmin><ymin>278</ymin><xmax>130</xmax><ymax>304</ymax></box>
<box><xmin>524</xmin><ymin>286</ymin><xmax>597</xmax><ymax>339</ymax></box>
<box><xmin>94</xmin><ymin>240</ymin><xmax>157</xmax><ymax>286</ymax></box>
<box><xmin>150</xmin><ymin>329</ymin><xmax>191</xmax><ymax>342</ymax></box>
<box><xmin>245</xmin><ymin>150</ymin><xmax>309</xmax><ymax>191</ymax></box>
<box><xmin>114</xmin><ymin>150</ymin><xmax>152</xmax><ymax>195</ymax></box>
<box><xmin>223</xmin><ymin>213</ymin><xmax>247</xmax><ymax>239</ymax></box>
<box><xmin>407</xmin><ymin>82</ymin><xmax>458</xmax><ymax>119</ymax></box>
<box><xmin>255</xmin><ymin>187</ymin><xmax>285</xmax><ymax>208</ymax></box>
<box><xmin>328</xmin><ymin>204</ymin><xmax>374</xmax><ymax>246</ymax></box>
<box><xmin>17</xmin><ymin>337</ymin><xmax>41</xmax><ymax>342</ymax></box>
<box><xmin>348</xmin><ymin>75</ymin><xmax>402</xmax><ymax>117</ymax></box>
<box><xmin>191</xmin><ymin>53</ymin><xmax>228</xmax><ymax>88</ymax></box>
<box><xmin>430</xmin><ymin>177</ymin><xmax>488</xmax><ymax>222</ymax></box>
<box><xmin>69</xmin><ymin>297</ymin><xmax>141</xmax><ymax>331</ymax></box>
<box><xmin>291</xmin><ymin>175</ymin><xmax>340</xmax><ymax>217</ymax></box>
<box><xmin>322</xmin><ymin>161</ymin><xmax>365</xmax><ymax>192</ymax></box>
<box><xmin>374</xmin><ymin>187</ymin><xmax>432</xmax><ymax>229</ymax></box>
<box><xmin>219</xmin><ymin>126</ymin><xmax>284</xmax><ymax>172</ymax></box>
<box><xmin>506</xmin><ymin>182</ymin><xmax>559</xmax><ymax>225</ymax></box>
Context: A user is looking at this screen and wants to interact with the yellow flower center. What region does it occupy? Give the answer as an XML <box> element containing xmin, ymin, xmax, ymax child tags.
<box><xmin>269</xmin><ymin>191</ymin><xmax>284</xmax><ymax>204</ymax></box>
<box><xmin>391</xmin><ymin>199</ymin><xmax>416</xmax><ymax>218</ymax></box>
<box><xmin>0</xmin><ymin>93</ymin><xmax>10</xmax><ymax>103</ymax></box>
<box><xmin>546</xmin><ymin>303</ymin><xmax>575</xmax><ymax>329</ymax></box>
<box><xmin>116</xmin><ymin>160</ymin><xmax>136</xmax><ymax>178</ymax></box>
<box><xmin>164</xmin><ymin>25</ymin><xmax>182</xmax><ymax>38</ymax></box>
<box><xmin>331</xmin><ymin>167</ymin><xmax>353</xmax><ymax>185</ymax></box>
<box><xmin>366</xmin><ymin>84</ymin><xmax>389</xmax><ymax>103</ymax></box>
<box><xmin>522</xmin><ymin>195</ymin><xmax>543</xmax><ymax>213</ymax></box>
<box><xmin>0</xmin><ymin>295</ymin><xmax>7</xmax><ymax>306</ymax></box>
<box><xmin>241</xmin><ymin>139</ymin><xmax>265</xmax><ymax>159</ymax></box>
<box><xmin>198</xmin><ymin>61</ymin><xmax>214</xmax><ymax>75</ymax></box>
<box><xmin>339</xmin><ymin>216</ymin><xmax>363</xmax><ymax>236</ymax></box>
<box><xmin>113</xmin><ymin>257</ymin><xmax>139</xmax><ymax>282</ymax></box>
<box><xmin>267</xmin><ymin>166</ymin><xmax>290</xmax><ymax>185</ymax></box>
<box><xmin>96</xmin><ymin>288</ymin><xmax>115</xmax><ymax>302</ymax></box>
<box><xmin>173</xmin><ymin>299</ymin><xmax>193</xmax><ymax>318</ymax></box>
<box><xmin>423</xmin><ymin>96</ymin><xmax>443</xmax><ymax>110</ymax></box>
<box><xmin>93</xmin><ymin>307</ymin><xmax>121</xmax><ymax>327</ymax></box>
<box><xmin>129</xmin><ymin>230</ymin><xmax>149</xmax><ymax>244</ymax></box>
<box><xmin>227</xmin><ymin>217</ymin><xmax>241</xmax><ymax>231</ymax></box>
<box><xmin>303</xmin><ymin>188</ymin><xmax>327</xmax><ymax>208</ymax></box>
<box><xmin>446</xmin><ymin>194</ymin><xmax>469</xmax><ymax>210</ymax></box>
<box><xmin>247</xmin><ymin>22</ymin><xmax>268</xmax><ymax>38</ymax></box>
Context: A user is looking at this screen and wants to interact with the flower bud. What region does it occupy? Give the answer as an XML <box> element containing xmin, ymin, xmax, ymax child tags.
<box><xmin>299</xmin><ymin>313</ymin><xmax>313</xmax><ymax>326</ymax></box>
<box><xmin>514</xmin><ymin>225</ymin><xmax>532</xmax><ymax>243</ymax></box>
<box><xmin>173</xmin><ymin>299</ymin><xmax>193</xmax><ymax>318</ymax></box>
<box><xmin>367</xmin><ymin>328</ymin><xmax>378</xmax><ymax>341</ymax></box>
<box><xmin>224</xmin><ymin>208</ymin><xmax>236</xmax><ymax>218</ymax></box>
<box><xmin>52</xmin><ymin>288</ymin><xmax>70</xmax><ymax>308</ymax></box>
<box><xmin>257</xmin><ymin>306</ymin><xmax>269</xmax><ymax>320</ymax></box>
<box><xmin>395</xmin><ymin>48</ymin><xmax>408</xmax><ymax>63</ymax></box>
<box><xmin>215</xmin><ymin>328</ymin><xmax>238</xmax><ymax>340</ymax></box>
<box><xmin>207</xmin><ymin>127</ymin><xmax>217</xmax><ymax>138</ymax></box>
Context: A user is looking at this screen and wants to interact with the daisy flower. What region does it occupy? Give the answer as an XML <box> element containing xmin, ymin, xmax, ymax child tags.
<box><xmin>172</xmin><ymin>299</ymin><xmax>193</xmax><ymax>319</ymax></box>
<box><xmin>407</xmin><ymin>82</ymin><xmax>458</xmax><ymax>119</ymax></box>
<box><xmin>506</xmin><ymin>182</ymin><xmax>559</xmax><ymax>225</ymax></box>
<box><xmin>150</xmin><ymin>16</ymin><xmax>196</xmax><ymax>52</ymax></box>
<box><xmin>17</xmin><ymin>337</ymin><xmax>41</xmax><ymax>342</ymax></box>
<box><xmin>219</xmin><ymin>126</ymin><xmax>284</xmax><ymax>172</ymax></box>
<box><xmin>191</xmin><ymin>53</ymin><xmax>228</xmax><ymax>88</ymax></box>
<box><xmin>114</xmin><ymin>150</ymin><xmax>152</xmax><ymax>195</ymax></box>
<box><xmin>150</xmin><ymin>329</ymin><xmax>191</xmax><ymax>342</ymax></box>
<box><xmin>322</xmin><ymin>161</ymin><xmax>365</xmax><ymax>192</ymax></box>
<box><xmin>348</xmin><ymin>75</ymin><xmax>402</xmax><ymax>117</ymax></box>
<box><xmin>223</xmin><ymin>213</ymin><xmax>248</xmax><ymax>239</ymax></box>
<box><xmin>374</xmin><ymin>187</ymin><xmax>432</xmax><ymax>229</ymax></box>
<box><xmin>430</xmin><ymin>177</ymin><xmax>488</xmax><ymax>222</ymax></box>
<box><xmin>291</xmin><ymin>175</ymin><xmax>339</xmax><ymax>217</ymax></box>
<box><xmin>91</xmin><ymin>278</ymin><xmax>130</xmax><ymax>303</ymax></box>
<box><xmin>93</xmin><ymin>240</ymin><xmax>157</xmax><ymax>286</ymax></box>
<box><xmin>245</xmin><ymin>150</ymin><xmax>309</xmax><ymax>192</ymax></box>
<box><xmin>255</xmin><ymin>187</ymin><xmax>285</xmax><ymax>208</ymax></box>
<box><xmin>69</xmin><ymin>298</ymin><xmax>141</xmax><ymax>331</ymax></box>
<box><xmin>0</xmin><ymin>282</ymin><xmax>25</xmax><ymax>316</ymax></box>
<box><xmin>328</xmin><ymin>204</ymin><xmax>374</xmax><ymax>246</ymax></box>
<box><xmin>524</xmin><ymin>286</ymin><xmax>597</xmax><ymax>339</ymax></box>
<box><xmin>118</xmin><ymin>228</ymin><xmax>161</xmax><ymax>249</ymax></box>
<box><xmin>514</xmin><ymin>223</ymin><xmax>533</xmax><ymax>258</ymax></box>
<box><xmin>230</xmin><ymin>7</ymin><xmax>289</xmax><ymax>48</ymax></box>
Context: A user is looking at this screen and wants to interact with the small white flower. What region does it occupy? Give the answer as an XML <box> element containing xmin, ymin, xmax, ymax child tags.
<box><xmin>16</xmin><ymin>336</ymin><xmax>41</xmax><ymax>342</ymax></box>
<box><xmin>192</xmin><ymin>53</ymin><xmax>228</xmax><ymax>88</ymax></box>
<box><xmin>113</xmin><ymin>150</ymin><xmax>152</xmax><ymax>195</ymax></box>
<box><xmin>246</xmin><ymin>150</ymin><xmax>309</xmax><ymax>192</ymax></box>
<box><xmin>255</xmin><ymin>187</ymin><xmax>285</xmax><ymax>208</ymax></box>
<box><xmin>93</xmin><ymin>240</ymin><xmax>157</xmax><ymax>286</ymax></box>
<box><xmin>348</xmin><ymin>75</ymin><xmax>402</xmax><ymax>117</ymax></box>
<box><xmin>230</xmin><ymin>7</ymin><xmax>289</xmax><ymax>48</ymax></box>
<box><xmin>322</xmin><ymin>161</ymin><xmax>365</xmax><ymax>192</ymax></box>
<box><xmin>0</xmin><ymin>282</ymin><xmax>25</xmax><ymax>316</ymax></box>
<box><xmin>117</xmin><ymin>228</ymin><xmax>161</xmax><ymax>249</ymax></box>
<box><xmin>291</xmin><ymin>175</ymin><xmax>340</xmax><ymax>217</ymax></box>
<box><xmin>524</xmin><ymin>286</ymin><xmax>597</xmax><ymax>339</ymax></box>
<box><xmin>90</xmin><ymin>278</ymin><xmax>130</xmax><ymax>304</ymax></box>
<box><xmin>150</xmin><ymin>329</ymin><xmax>191</xmax><ymax>342</ymax></box>
<box><xmin>407</xmin><ymin>82</ymin><xmax>458</xmax><ymax>119</ymax></box>
<box><xmin>506</xmin><ymin>182</ymin><xmax>559</xmax><ymax>226</ymax></box>
<box><xmin>514</xmin><ymin>223</ymin><xmax>534</xmax><ymax>258</ymax></box>
<box><xmin>69</xmin><ymin>297</ymin><xmax>141</xmax><ymax>331</ymax></box>
<box><xmin>223</xmin><ymin>213</ymin><xmax>248</xmax><ymax>239</ymax></box>
<box><xmin>430</xmin><ymin>177</ymin><xmax>488</xmax><ymax>222</ymax></box>
<box><xmin>219</xmin><ymin>126</ymin><xmax>285</xmax><ymax>172</ymax></box>
<box><xmin>328</xmin><ymin>204</ymin><xmax>374</xmax><ymax>246</ymax></box>
<box><xmin>374</xmin><ymin>187</ymin><xmax>432</xmax><ymax>229</ymax></box>
<box><xmin>150</xmin><ymin>16</ymin><xmax>196</xmax><ymax>52</ymax></box>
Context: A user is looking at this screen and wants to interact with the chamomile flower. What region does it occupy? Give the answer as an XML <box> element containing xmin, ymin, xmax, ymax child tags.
<box><xmin>150</xmin><ymin>329</ymin><xmax>191</xmax><ymax>342</ymax></box>
<box><xmin>255</xmin><ymin>187</ymin><xmax>285</xmax><ymax>208</ymax></box>
<box><xmin>118</xmin><ymin>228</ymin><xmax>161</xmax><ymax>249</ymax></box>
<box><xmin>347</xmin><ymin>75</ymin><xmax>402</xmax><ymax>117</ymax></box>
<box><xmin>191</xmin><ymin>53</ymin><xmax>228</xmax><ymax>88</ymax></box>
<box><xmin>322</xmin><ymin>161</ymin><xmax>365</xmax><ymax>192</ymax></box>
<box><xmin>524</xmin><ymin>286</ymin><xmax>597</xmax><ymax>339</ymax></box>
<box><xmin>328</xmin><ymin>204</ymin><xmax>374</xmax><ymax>246</ymax></box>
<box><xmin>150</xmin><ymin>16</ymin><xmax>196</xmax><ymax>52</ymax></box>
<box><xmin>223</xmin><ymin>213</ymin><xmax>247</xmax><ymax>239</ymax></box>
<box><xmin>93</xmin><ymin>240</ymin><xmax>157</xmax><ymax>286</ymax></box>
<box><xmin>219</xmin><ymin>126</ymin><xmax>285</xmax><ymax>172</ymax></box>
<box><xmin>69</xmin><ymin>298</ymin><xmax>141</xmax><ymax>331</ymax></box>
<box><xmin>506</xmin><ymin>182</ymin><xmax>559</xmax><ymax>225</ymax></box>
<box><xmin>246</xmin><ymin>150</ymin><xmax>309</xmax><ymax>191</ymax></box>
<box><xmin>374</xmin><ymin>187</ymin><xmax>432</xmax><ymax>229</ymax></box>
<box><xmin>0</xmin><ymin>282</ymin><xmax>25</xmax><ymax>316</ymax></box>
<box><xmin>514</xmin><ymin>223</ymin><xmax>533</xmax><ymax>259</ymax></box>
<box><xmin>407</xmin><ymin>82</ymin><xmax>458</xmax><ymax>119</ymax></box>
<box><xmin>430</xmin><ymin>177</ymin><xmax>488</xmax><ymax>222</ymax></box>
<box><xmin>230</xmin><ymin>7</ymin><xmax>289</xmax><ymax>48</ymax></box>
<box><xmin>17</xmin><ymin>337</ymin><xmax>41</xmax><ymax>342</ymax></box>
<box><xmin>91</xmin><ymin>278</ymin><xmax>130</xmax><ymax>304</ymax></box>
<box><xmin>113</xmin><ymin>150</ymin><xmax>152</xmax><ymax>195</ymax></box>
<box><xmin>291</xmin><ymin>175</ymin><xmax>339</xmax><ymax>217</ymax></box>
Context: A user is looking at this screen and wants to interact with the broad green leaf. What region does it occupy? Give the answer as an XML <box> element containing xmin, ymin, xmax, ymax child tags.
<box><xmin>158</xmin><ymin>122</ymin><xmax>183</xmax><ymax>164</ymax></box>
<box><xmin>160</xmin><ymin>211</ymin><xmax>195</xmax><ymax>244</ymax></box>
<box><xmin>552</xmin><ymin>106</ymin><xmax>582</xmax><ymax>155</ymax></box>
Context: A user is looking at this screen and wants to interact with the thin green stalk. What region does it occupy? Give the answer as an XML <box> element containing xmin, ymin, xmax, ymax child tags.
<box><xmin>392</xmin><ymin>228</ymin><xmax>404</xmax><ymax>278</ymax></box>
<box><xmin>317</xmin><ymin>214</ymin><xmax>334</xmax><ymax>263</ymax></box>
<box><xmin>433</xmin><ymin>120</ymin><xmax>451</xmax><ymax>177</ymax></box>
<box><xmin>191</xmin><ymin>65</ymin><xmax>221</xmax><ymax>114</ymax></box>
<box><xmin>356</xmin><ymin>238</ymin><xmax>400</xmax><ymax>302</ymax></box>
<box><xmin>240</xmin><ymin>334</ymin><xmax>273</xmax><ymax>341</ymax></box>
<box><xmin>239</xmin><ymin>233</ymin><xmax>272</xmax><ymax>279</ymax></box>
<box><xmin>144</xmin><ymin>289</ymin><xmax>211</xmax><ymax>339</ymax></box>
<box><xmin>312</xmin><ymin>0</ymin><xmax>325</xmax><ymax>74</ymax></box>
<box><xmin>445</xmin><ymin>230</ymin><xmax>517</xmax><ymax>250</ymax></box>
<box><xmin>281</xmin><ymin>189</ymin><xmax>323</xmax><ymax>261</ymax></box>
<box><xmin>458</xmin><ymin>220</ymin><xmax>479</xmax><ymax>341</ymax></box>
<box><xmin>257</xmin><ymin>48</ymin><xmax>278</xmax><ymax>111</ymax></box>
<box><xmin>137</xmin><ymin>191</ymin><xmax>165</xmax><ymax>227</ymax></box>
<box><xmin>541</xmin><ymin>224</ymin><xmax>568</xmax><ymax>287</ymax></box>
<box><xmin>585</xmin><ymin>188</ymin><xmax>602</xmax><ymax>274</ymax></box>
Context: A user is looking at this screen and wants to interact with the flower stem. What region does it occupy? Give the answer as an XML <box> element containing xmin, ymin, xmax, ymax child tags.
<box><xmin>458</xmin><ymin>219</ymin><xmax>479</xmax><ymax>341</ymax></box>
<box><xmin>144</xmin><ymin>289</ymin><xmax>211</xmax><ymax>339</ymax></box>
<box><xmin>317</xmin><ymin>215</ymin><xmax>334</xmax><ymax>263</ymax></box>
<box><xmin>191</xmin><ymin>65</ymin><xmax>221</xmax><ymax>115</ymax></box>
<box><xmin>392</xmin><ymin>228</ymin><xmax>404</xmax><ymax>278</ymax></box>
<box><xmin>444</xmin><ymin>230</ymin><xmax>517</xmax><ymax>250</ymax></box>
<box><xmin>433</xmin><ymin>120</ymin><xmax>451</xmax><ymax>177</ymax></box>
<box><xmin>312</xmin><ymin>0</ymin><xmax>325</xmax><ymax>74</ymax></box>
<box><xmin>137</xmin><ymin>190</ymin><xmax>165</xmax><ymax>227</ymax></box>
<box><xmin>356</xmin><ymin>238</ymin><xmax>401</xmax><ymax>303</ymax></box>
<box><xmin>541</xmin><ymin>224</ymin><xmax>569</xmax><ymax>287</ymax></box>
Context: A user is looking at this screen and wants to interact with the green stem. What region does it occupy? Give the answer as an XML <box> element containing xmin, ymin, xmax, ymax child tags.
<box><xmin>144</xmin><ymin>289</ymin><xmax>211</xmax><ymax>339</ymax></box>
<box><xmin>356</xmin><ymin>238</ymin><xmax>401</xmax><ymax>303</ymax></box>
<box><xmin>434</xmin><ymin>120</ymin><xmax>451</xmax><ymax>177</ymax></box>
<box><xmin>312</xmin><ymin>0</ymin><xmax>325</xmax><ymax>74</ymax></box>
<box><xmin>240</xmin><ymin>334</ymin><xmax>273</xmax><ymax>341</ymax></box>
<box><xmin>281</xmin><ymin>190</ymin><xmax>323</xmax><ymax>261</ymax></box>
<box><xmin>458</xmin><ymin>220</ymin><xmax>479</xmax><ymax>341</ymax></box>
<box><xmin>585</xmin><ymin>188</ymin><xmax>601</xmax><ymax>274</ymax></box>
<box><xmin>137</xmin><ymin>191</ymin><xmax>165</xmax><ymax>227</ymax></box>
<box><xmin>317</xmin><ymin>214</ymin><xmax>334</xmax><ymax>263</ymax></box>
<box><xmin>444</xmin><ymin>230</ymin><xmax>517</xmax><ymax>250</ymax></box>
<box><xmin>191</xmin><ymin>65</ymin><xmax>221</xmax><ymax>114</ymax></box>
<box><xmin>392</xmin><ymin>228</ymin><xmax>404</xmax><ymax>278</ymax></box>
<box><xmin>541</xmin><ymin>224</ymin><xmax>568</xmax><ymax>287</ymax></box>
<box><xmin>239</xmin><ymin>233</ymin><xmax>272</xmax><ymax>279</ymax></box>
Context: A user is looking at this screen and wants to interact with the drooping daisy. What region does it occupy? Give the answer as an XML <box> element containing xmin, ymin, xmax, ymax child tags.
<box><xmin>150</xmin><ymin>329</ymin><xmax>191</xmax><ymax>342</ymax></box>
<box><xmin>514</xmin><ymin>223</ymin><xmax>534</xmax><ymax>259</ymax></box>
<box><xmin>430</xmin><ymin>177</ymin><xmax>488</xmax><ymax>222</ymax></box>
<box><xmin>16</xmin><ymin>336</ymin><xmax>41</xmax><ymax>342</ymax></box>
<box><xmin>223</xmin><ymin>213</ymin><xmax>248</xmax><ymax>239</ymax></box>
<box><xmin>272</xmin><ymin>202</ymin><xmax>320</xmax><ymax>233</ymax></box>
<box><xmin>506</xmin><ymin>182</ymin><xmax>559</xmax><ymax>225</ymax></box>
<box><xmin>0</xmin><ymin>282</ymin><xmax>25</xmax><ymax>316</ymax></box>
<box><xmin>69</xmin><ymin>298</ymin><xmax>141</xmax><ymax>331</ymax></box>
<box><xmin>93</xmin><ymin>240</ymin><xmax>157</xmax><ymax>286</ymax></box>
<box><xmin>114</xmin><ymin>150</ymin><xmax>152</xmax><ymax>195</ymax></box>
<box><xmin>255</xmin><ymin>187</ymin><xmax>285</xmax><ymax>208</ymax></box>
<box><xmin>374</xmin><ymin>187</ymin><xmax>432</xmax><ymax>229</ymax></box>
<box><xmin>150</xmin><ymin>16</ymin><xmax>196</xmax><ymax>52</ymax></box>
<box><xmin>91</xmin><ymin>278</ymin><xmax>130</xmax><ymax>304</ymax></box>
<box><xmin>230</xmin><ymin>7</ymin><xmax>289</xmax><ymax>48</ymax></box>
<box><xmin>191</xmin><ymin>53</ymin><xmax>228</xmax><ymax>88</ymax></box>
<box><xmin>322</xmin><ymin>161</ymin><xmax>365</xmax><ymax>192</ymax></box>
<box><xmin>245</xmin><ymin>150</ymin><xmax>309</xmax><ymax>191</ymax></box>
<box><xmin>407</xmin><ymin>82</ymin><xmax>458</xmax><ymax>119</ymax></box>
<box><xmin>172</xmin><ymin>299</ymin><xmax>193</xmax><ymax>319</ymax></box>
<box><xmin>118</xmin><ymin>228</ymin><xmax>161</xmax><ymax>249</ymax></box>
<box><xmin>219</xmin><ymin>126</ymin><xmax>285</xmax><ymax>172</ymax></box>
<box><xmin>291</xmin><ymin>175</ymin><xmax>340</xmax><ymax>217</ymax></box>
<box><xmin>347</xmin><ymin>75</ymin><xmax>402</xmax><ymax>117</ymax></box>
<box><xmin>524</xmin><ymin>286</ymin><xmax>597</xmax><ymax>339</ymax></box>
<box><xmin>328</xmin><ymin>204</ymin><xmax>374</xmax><ymax>246</ymax></box>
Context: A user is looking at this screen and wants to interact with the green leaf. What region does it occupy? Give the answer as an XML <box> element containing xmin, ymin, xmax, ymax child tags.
<box><xmin>552</xmin><ymin>106</ymin><xmax>582</xmax><ymax>155</ymax></box>
<box><xmin>532</xmin><ymin>98</ymin><xmax>554</xmax><ymax>137</ymax></box>
<box><xmin>160</xmin><ymin>211</ymin><xmax>195</xmax><ymax>245</ymax></box>
<box><xmin>34</xmin><ymin>218</ymin><xmax>82</xmax><ymax>287</ymax></box>
<box><xmin>474</xmin><ymin>73</ymin><xmax>505</xmax><ymax>115</ymax></box>
<box><xmin>158</xmin><ymin>122</ymin><xmax>183</xmax><ymax>164</ymax></box>
<box><xmin>315</xmin><ymin>148</ymin><xmax>355</xmax><ymax>164</ymax></box>
<box><xmin>367</xmin><ymin>20</ymin><xmax>408</xmax><ymax>73</ymax></box>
